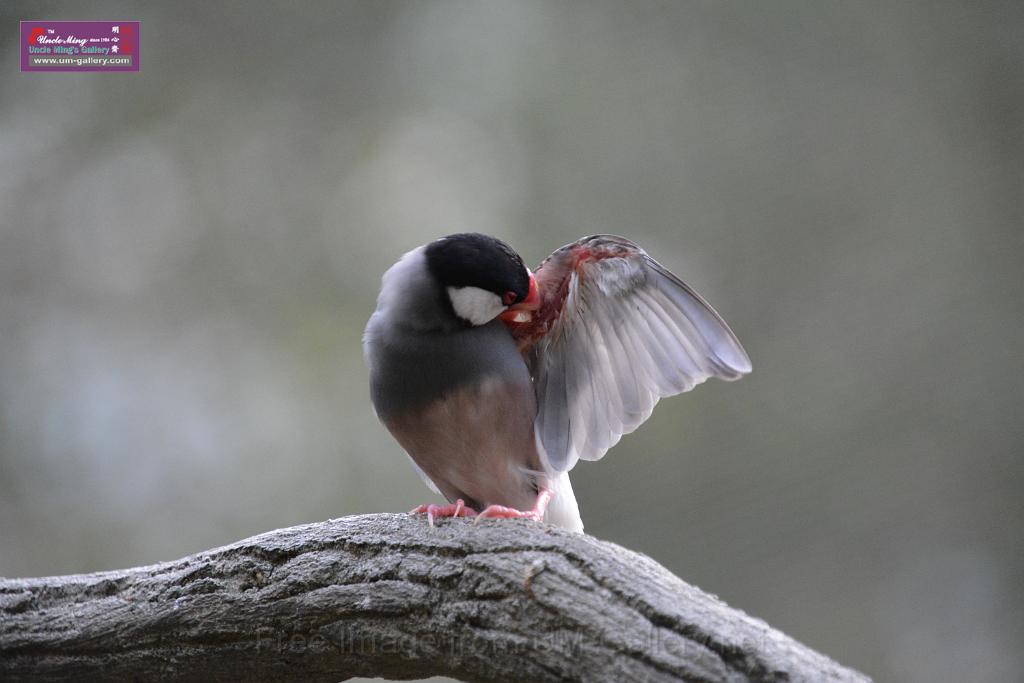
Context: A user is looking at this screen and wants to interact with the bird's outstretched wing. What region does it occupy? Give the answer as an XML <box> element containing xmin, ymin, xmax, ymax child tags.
<box><xmin>505</xmin><ymin>235</ymin><xmax>751</xmax><ymax>473</ymax></box>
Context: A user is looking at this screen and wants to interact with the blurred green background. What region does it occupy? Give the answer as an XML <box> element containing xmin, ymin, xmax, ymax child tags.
<box><xmin>2</xmin><ymin>2</ymin><xmax>1021</xmax><ymax>681</ymax></box>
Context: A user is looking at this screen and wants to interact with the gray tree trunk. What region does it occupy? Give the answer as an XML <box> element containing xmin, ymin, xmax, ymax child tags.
<box><xmin>0</xmin><ymin>514</ymin><xmax>869</xmax><ymax>682</ymax></box>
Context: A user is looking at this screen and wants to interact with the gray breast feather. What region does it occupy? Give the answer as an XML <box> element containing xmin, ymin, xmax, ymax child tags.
<box><xmin>383</xmin><ymin>373</ymin><xmax>540</xmax><ymax>511</ymax></box>
<box><xmin>364</xmin><ymin>246</ymin><xmax>542</xmax><ymax>509</ymax></box>
<box><xmin>363</xmin><ymin>244</ymin><xmax>512</xmax><ymax>419</ymax></box>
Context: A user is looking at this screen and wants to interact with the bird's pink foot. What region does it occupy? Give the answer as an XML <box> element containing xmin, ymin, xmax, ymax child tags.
<box><xmin>474</xmin><ymin>488</ymin><xmax>554</xmax><ymax>525</ymax></box>
<box><xmin>409</xmin><ymin>498</ymin><xmax>478</xmax><ymax>526</ymax></box>
<box><xmin>474</xmin><ymin>504</ymin><xmax>542</xmax><ymax>522</ymax></box>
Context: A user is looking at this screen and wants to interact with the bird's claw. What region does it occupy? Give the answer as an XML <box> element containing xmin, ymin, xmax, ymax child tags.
<box><xmin>471</xmin><ymin>488</ymin><xmax>553</xmax><ymax>525</ymax></box>
<box><xmin>473</xmin><ymin>504</ymin><xmax>543</xmax><ymax>525</ymax></box>
<box><xmin>409</xmin><ymin>499</ymin><xmax>477</xmax><ymax>526</ymax></box>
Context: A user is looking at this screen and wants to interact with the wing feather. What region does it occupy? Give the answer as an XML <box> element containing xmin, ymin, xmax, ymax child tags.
<box><xmin>516</xmin><ymin>235</ymin><xmax>751</xmax><ymax>473</ymax></box>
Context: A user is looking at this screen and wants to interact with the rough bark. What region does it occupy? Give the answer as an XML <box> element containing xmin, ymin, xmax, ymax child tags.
<box><xmin>0</xmin><ymin>513</ymin><xmax>868</xmax><ymax>682</ymax></box>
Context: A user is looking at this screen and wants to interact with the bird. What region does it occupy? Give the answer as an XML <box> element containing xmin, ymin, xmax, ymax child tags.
<box><xmin>363</xmin><ymin>233</ymin><xmax>751</xmax><ymax>532</ymax></box>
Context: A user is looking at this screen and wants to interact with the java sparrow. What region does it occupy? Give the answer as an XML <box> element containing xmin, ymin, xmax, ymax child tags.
<box><xmin>363</xmin><ymin>233</ymin><xmax>751</xmax><ymax>532</ymax></box>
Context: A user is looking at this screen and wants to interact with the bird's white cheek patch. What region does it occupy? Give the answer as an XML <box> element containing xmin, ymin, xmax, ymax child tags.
<box><xmin>447</xmin><ymin>286</ymin><xmax>505</xmax><ymax>326</ymax></box>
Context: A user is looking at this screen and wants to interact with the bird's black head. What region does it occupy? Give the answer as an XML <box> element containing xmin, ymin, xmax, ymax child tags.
<box><xmin>424</xmin><ymin>233</ymin><xmax>532</xmax><ymax>325</ymax></box>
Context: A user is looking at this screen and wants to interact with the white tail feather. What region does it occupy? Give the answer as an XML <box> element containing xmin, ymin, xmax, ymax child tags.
<box><xmin>544</xmin><ymin>471</ymin><xmax>583</xmax><ymax>533</ymax></box>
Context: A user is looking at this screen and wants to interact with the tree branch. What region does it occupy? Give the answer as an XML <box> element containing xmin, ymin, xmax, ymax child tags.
<box><xmin>0</xmin><ymin>514</ymin><xmax>868</xmax><ymax>682</ymax></box>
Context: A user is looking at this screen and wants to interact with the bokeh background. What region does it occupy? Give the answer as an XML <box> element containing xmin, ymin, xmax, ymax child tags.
<box><xmin>2</xmin><ymin>2</ymin><xmax>1022</xmax><ymax>681</ymax></box>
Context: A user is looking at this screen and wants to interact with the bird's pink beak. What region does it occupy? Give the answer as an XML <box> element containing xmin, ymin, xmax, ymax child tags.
<box><xmin>499</xmin><ymin>271</ymin><xmax>540</xmax><ymax>324</ymax></box>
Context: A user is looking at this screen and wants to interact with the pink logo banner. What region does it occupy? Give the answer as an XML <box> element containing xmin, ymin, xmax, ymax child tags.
<box><xmin>21</xmin><ymin>21</ymin><xmax>139</xmax><ymax>72</ymax></box>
